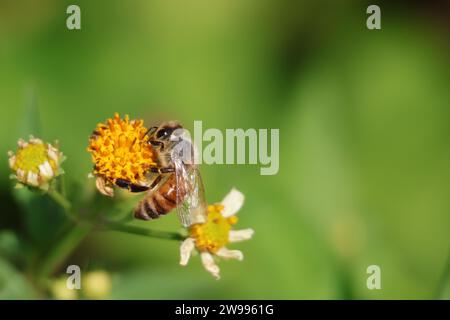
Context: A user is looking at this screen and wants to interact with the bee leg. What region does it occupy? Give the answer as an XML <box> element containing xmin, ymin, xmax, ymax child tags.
<box><xmin>115</xmin><ymin>178</ymin><xmax>149</xmax><ymax>193</ymax></box>
<box><xmin>129</xmin><ymin>184</ymin><xmax>150</xmax><ymax>193</ymax></box>
<box><xmin>149</xmin><ymin>166</ymin><xmax>174</xmax><ymax>174</ymax></box>
<box><xmin>149</xmin><ymin>175</ymin><xmax>163</xmax><ymax>190</ymax></box>
<box><xmin>115</xmin><ymin>178</ymin><xmax>132</xmax><ymax>190</ymax></box>
<box><xmin>149</xmin><ymin>140</ymin><xmax>164</xmax><ymax>151</ymax></box>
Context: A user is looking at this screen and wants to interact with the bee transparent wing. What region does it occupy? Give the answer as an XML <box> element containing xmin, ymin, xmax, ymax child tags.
<box><xmin>174</xmin><ymin>159</ymin><xmax>207</xmax><ymax>227</ymax></box>
<box><xmin>186</xmin><ymin>165</ymin><xmax>207</xmax><ymax>225</ymax></box>
<box><xmin>174</xmin><ymin>158</ymin><xmax>190</xmax><ymax>226</ymax></box>
<box><xmin>171</xmin><ymin>130</ymin><xmax>207</xmax><ymax>227</ymax></box>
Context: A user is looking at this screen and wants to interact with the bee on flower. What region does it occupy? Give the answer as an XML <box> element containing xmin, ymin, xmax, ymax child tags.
<box><xmin>8</xmin><ymin>136</ymin><xmax>65</xmax><ymax>191</ymax></box>
<box><xmin>179</xmin><ymin>188</ymin><xmax>254</xmax><ymax>280</ymax></box>
<box><xmin>87</xmin><ymin>113</ymin><xmax>156</xmax><ymax>197</ymax></box>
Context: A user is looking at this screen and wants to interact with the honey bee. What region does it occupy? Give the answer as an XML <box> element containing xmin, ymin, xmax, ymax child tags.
<box><xmin>114</xmin><ymin>121</ymin><xmax>206</xmax><ymax>227</ymax></box>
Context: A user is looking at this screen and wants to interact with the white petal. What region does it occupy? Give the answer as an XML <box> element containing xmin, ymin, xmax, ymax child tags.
<box><xmin>201</xmin><ymin>252</ymin><xmax>220</xmax><ymax>280</ymax></box>
<box><xmin>179</xmin><ymin>238</ymin><xmax>195</xmax><ymax>266</ymax></box>
<box><xmin>8</xmin><ymin>154</ymin><xmax>16</xmax><ymax>169</ymax></box>
<box><xmin>216</xmin><ymin>247</ymin><xmax>244</xmax><ymax>261</ymax></box>
<box><xmin>229</xmin><ymin>229</ymin><xmax>254</xmax><ymax>243</ymax></box>
<box><xmin>47</xmin><ymin>148</ymin><xmax>59</xmax><ymax>162</ymax></box>
<box><xmin>220</xmin><ymin>188</ymin><xmax>244</xmax><ymax>217</ymax></box>
<box><xmin>18</xmin><ymin>139</ymin><xmax>28</xmax><ymax>148</ymax></box>
<box><xmin>39</xmin><ymin>161</ymin><xmax>54</xmax><ymax>179</ymax></box>
<box><xmin>16</xmin><ymin>169</ymin><xmax>25</xmax><ymax>181</ymax></box>
<box><xmin>27</xmin><ymin>171</ymin><xmax>39</xmax><ymax>186</ymax></box>
<box><xmin>30</xmin><ymin>137</ymin><xmax>43</xmax><ymax>145</ymax></box>
<box><xmin>95</xmin><ymin>177</ymin><xmax>114</xmax><ymax>197</ymax></box>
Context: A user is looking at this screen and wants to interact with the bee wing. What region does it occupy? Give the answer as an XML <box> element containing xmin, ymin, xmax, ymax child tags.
<box><xmin>185</xmin><ymin>165</ymin><xmax>207</xmax><ymax>225</ymax></box>
<box><xmin>174</xmin><ymin>159</ymin><xmax>207</xmax><ymax>227</ymax></box>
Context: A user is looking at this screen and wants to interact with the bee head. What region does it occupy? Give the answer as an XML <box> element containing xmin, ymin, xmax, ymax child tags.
<box><xmin>156</xmin><ymin>121</ymin><xmax>183</xmax><ymax>141</ymax></box>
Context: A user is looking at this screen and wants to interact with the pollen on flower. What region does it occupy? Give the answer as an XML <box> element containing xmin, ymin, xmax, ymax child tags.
<box><xmin>8</xmin><ymin>136</ymin><xmax>64</xmax><ymax>190</ymax></box>
<box><xmin>87</xmin><ymin>113</ymin><xmax>156</xmax><ymax>186</ymax></box>
<box><xmin>189</xmin><ymin>204</ymin><xmax>238</xmax><ymax>253</ymax></box>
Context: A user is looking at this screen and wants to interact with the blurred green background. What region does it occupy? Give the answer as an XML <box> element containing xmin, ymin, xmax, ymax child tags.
<box><xmin>1</xmin><ymin>0</ymin><xmax>450</xmax><ymax>299</ymax></box>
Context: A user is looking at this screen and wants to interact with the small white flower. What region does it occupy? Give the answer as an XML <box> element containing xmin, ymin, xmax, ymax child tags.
<box><xmin>179</xmin><ymin>188</ymin><xmax>254</xmax><ymax>280</ymax></box>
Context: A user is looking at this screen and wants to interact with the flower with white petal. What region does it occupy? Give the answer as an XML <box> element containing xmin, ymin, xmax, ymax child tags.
<box><xmin>179</xmin><ymin>188</ymin><xmax>254</xmax><ymax>280</ymax></box>
<box><xmin>8</xmin><ymin>136</ymin><xmax>65</xmax><ymax>191</ymax></box>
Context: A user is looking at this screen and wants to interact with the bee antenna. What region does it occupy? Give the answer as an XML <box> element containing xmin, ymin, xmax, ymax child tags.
<box><xmin>144</xmin><ymin>126</ymin><xmax>158</xmax><ymax>137</ymax></box>
<box><xmin>135</xmin><ymin>126</ymin><xmax>158</xmax><ymax>145</ymax></box>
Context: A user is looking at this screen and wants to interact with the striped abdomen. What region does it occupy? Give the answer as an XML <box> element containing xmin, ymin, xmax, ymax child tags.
<box><xmin>134</xmin><ymin>174</ymin><xmax>187</xmax><ymax>220</ymax></box>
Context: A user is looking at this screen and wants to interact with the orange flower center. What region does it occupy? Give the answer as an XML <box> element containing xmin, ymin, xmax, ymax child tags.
<box><xmin>87</xmin><ymin>113</ymin><xmax>156</xmax><ymax>185</ymax></box>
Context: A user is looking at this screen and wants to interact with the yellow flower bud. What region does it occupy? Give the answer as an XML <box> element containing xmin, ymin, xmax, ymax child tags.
<box><xmin>8</xmin><ymin>136</ymin><xmax>65</xmax><ymax>191</ymax></box>
<box><xmin>51</xmin><ymin>278</ymin><xmax>78</xmax><ymax>300</ymax></box>
<box><xmin>82</xmin><ymin>271</ymin><xmax>112</xmax><ymax>300</ymax></box>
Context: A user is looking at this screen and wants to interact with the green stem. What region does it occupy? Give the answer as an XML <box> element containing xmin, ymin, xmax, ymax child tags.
<box><xmin>38</xmin><ymin>188</ymin><xmax>182</xmax><ymax>288</ymax></box>
<box><xmin>36</xmin><ymin>222</ymin><xmax>93</xmax><ymax>280</ymax></box>
<box><xmin>36</xmin><ymin>189</ymin><xmax>88</xmax><ymax>282</ymax></box>
<box><xmin>47</xmin><ymin>189</ymin><xmax>76</xmax><ymax>221</ymax></box>
<box><xmin>47</xmin><ymin>189</ymin><xmax>71</xmax><ymax>210</ymax></box>
<box><xmin>101</xmin><ymin>220</ymin><xmax>185</xmax><ymax>241</ymax></box>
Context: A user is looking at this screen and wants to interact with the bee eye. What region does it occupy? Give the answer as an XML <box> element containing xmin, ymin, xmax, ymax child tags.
<box><xmin>156</xmin><ymin>128</ymin><xmax>172</xmax><ymax>139</ymax></box>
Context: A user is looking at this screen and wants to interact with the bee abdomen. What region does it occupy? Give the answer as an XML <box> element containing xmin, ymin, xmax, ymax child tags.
<box><xmin>134</xmin><ymin>197</ymin><xmax>160</xmax><ymax>220</ymax></box>
<box><xmin>134</xmin><ymin>192</ymin><xmax>175</xmax><ymax>220</ymax></box>
<box><xmin>155</xmin><ymin>193</ymin><xmax>176</xmax><ymax>212</ymax></box>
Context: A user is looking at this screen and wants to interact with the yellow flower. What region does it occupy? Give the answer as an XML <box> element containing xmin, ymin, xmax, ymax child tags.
<box><xmin>87</xmin><ymin>113</ymin><xmax>156</xmax><ymax>196</ymax></box>
<box><xmin>8</xmin><ymin>136</ymin><xmax>65</xmax><ymax>191</ymax></box>
<box><xmin>82</xmin><ymin>270</ymin><xmax>112</xmax><ymax>300</ymax></box>
<box><xmin>179</xmin><ymin>188</ymin><xmax>254</xmax><ymax>280</ymax></box>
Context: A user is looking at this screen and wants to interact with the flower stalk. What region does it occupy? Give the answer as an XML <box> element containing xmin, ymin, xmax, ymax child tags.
<box><xmin>36</xmin><ymin>222</ymin><xmax>93</xmax><ymax>280</ymax></box>
<box><xmin>47</xmin><ymin>189</ymin><xmax>72</xmax><ymax>212</ymax></box>
<box><xmin>33</xmin><ymin>188</ymin><xmax>184</xmax><ymax>287</ymax></box>
<box><xmin>101</xmin><ymin>220</ymin><xmax>185</xmax><ymax>241</ymax></box>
